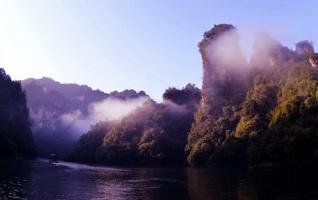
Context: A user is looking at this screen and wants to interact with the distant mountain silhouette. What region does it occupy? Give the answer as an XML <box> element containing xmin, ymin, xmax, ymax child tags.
<box><xmin>21</xmin><ymin>77</ymin><xmax>148</xmax><ymax>158</ymax></box>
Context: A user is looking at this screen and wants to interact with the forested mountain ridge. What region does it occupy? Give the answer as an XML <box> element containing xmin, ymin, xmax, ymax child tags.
<box><xmin>21</xmin><ymin>77</ymin><xmax>148</xmax><ymax>158</ymax></box>
<box><xmin>0</xmin><ymin>68</ymin><xmax>35</xmax><ymax>158</ymax></box>
<box><xmin>69</xmin><ymin>84</ymin><xmax>201</xmax><ymax>166</ymax></box>
<box><xmin>186</xmin><ymin>24</ymin><xmax>318</xmax><ymax>167</ymax></box>
<box><xmin>22</xmin><ymin>77</ymin><xmax>148</xmax><ymax>115</ymax></box>
<box><xmin>69</xmin><ymin>24</ymin><xmax>318</xmax><ymax>167</ymax></box>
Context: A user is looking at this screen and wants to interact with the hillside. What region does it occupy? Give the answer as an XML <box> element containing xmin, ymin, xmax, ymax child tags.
<box><xmin>186</xmin><ymin>24</ymin><xmax>318</xmax><ymax>167</ymax></box>
<box><xmin>0</xmin><ymin>69</ymin><xmax>35</xmax><ymax>158</ymax></box>
<box><xmin>68</xmin><ymin>84</ymin><xmax>201</xmax><ymax>165</ymax></box>
<box><xmin>21</xmin><ymin>77</ymin><xmax>148</xmax><ymax>158</ymax></box>
<box><xmin>69</xmin><ymin>24</ymin><xmax>318</xmax><ymax>167</ymax></box>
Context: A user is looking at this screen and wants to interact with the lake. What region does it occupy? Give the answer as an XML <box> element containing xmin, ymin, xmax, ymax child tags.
<box><xmin>0</xmin><ymin>159</ymin><xmax>317</xmax><ymax>200</ymax></box>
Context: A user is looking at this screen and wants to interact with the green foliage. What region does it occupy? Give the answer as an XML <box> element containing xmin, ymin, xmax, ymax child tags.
<box><xmin>68</xmin><ymin>122</ymin><xmax>113</xmax><ymax>163</ymax></box>
<box><xmin>70</xmin><ymin>84</ymin><xmax>200</xmax><ymax>166</ymax></box>
<box><xmin>187</xmin><ymin>26</ymin><xmax>318</xmax><ymax>167</ymax></box>
<box><xmin>235</xmin><ymin>74</ymin><xmax>278</xmax><ymax>137</ymax></box>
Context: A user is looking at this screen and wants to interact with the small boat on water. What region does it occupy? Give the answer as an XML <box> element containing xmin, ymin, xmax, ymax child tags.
<box><xmin>48</xmin><ymin>153</ymin><xmax>58</xmax><ymax>164</ymax></box>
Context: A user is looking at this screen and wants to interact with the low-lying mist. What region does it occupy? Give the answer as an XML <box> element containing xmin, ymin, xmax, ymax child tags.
<box><xmin>60</xmin><ymin>96</ymin><xmax>150</xmax><ymax>135</ymax></box>
<box><xmin>68</xmin><ymin>84</ymin><xmax>201</xmax><ymax>165</ymax></box>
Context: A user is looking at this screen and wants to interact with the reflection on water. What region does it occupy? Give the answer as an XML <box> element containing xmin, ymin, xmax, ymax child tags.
<box><xmin>0</xmin><ymin>159</ymin><xmax>318</xmax><ymax>200</ymax></box>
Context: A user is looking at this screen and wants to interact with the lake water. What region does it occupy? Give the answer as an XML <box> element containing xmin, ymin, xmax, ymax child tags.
<box><xmin>0</xmin><ymin>159</ymin><xmax>317</xmax><ymax>200</ymax></box>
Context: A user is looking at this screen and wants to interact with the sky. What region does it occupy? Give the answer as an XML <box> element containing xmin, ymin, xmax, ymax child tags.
<box><xmin>0</xmin><ymin>0</ymin><xmax>318</xmax><ymax>101</ymax></box>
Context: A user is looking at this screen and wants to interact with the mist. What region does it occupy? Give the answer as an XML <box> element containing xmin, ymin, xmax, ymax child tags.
<box><xmin>205</xmin><ymin>29</ymin><xmax>247</xmax><ymax>70</ymax></box>
<box><xmin>162</xmin><ymin>99</ymin><xmax>188</xmax><ymax>114</ymax></box>
<box><xmin>89</xmin><ymin>96</ymin><xmax>149</xmax><ymax>122</ymax></box>
<box><xmin>60</xmin><ymin>96</ymin><xmax>149</xmax><ymax>135</ymax></box>
<box><xmin>204</xmin><ymin>26</ymin><xmax>288</xmax><ymax>70</ymax></box>
<box><xmin>199</xmin><ymin>24</ymin><xmax>294</xmax><ymax>118</ymax></box>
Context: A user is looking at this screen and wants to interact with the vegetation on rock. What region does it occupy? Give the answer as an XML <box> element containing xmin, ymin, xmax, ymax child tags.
<box><xmin>186</xmin><ymin>24</ymin><xmax>318</xmax><ymax>167</ymax></box>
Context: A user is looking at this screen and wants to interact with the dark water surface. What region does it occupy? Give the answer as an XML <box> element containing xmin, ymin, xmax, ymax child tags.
<box><xmin>0</xmin><ymin>159</ymin><xmax>318</xmax><ymax>200</ymax></box>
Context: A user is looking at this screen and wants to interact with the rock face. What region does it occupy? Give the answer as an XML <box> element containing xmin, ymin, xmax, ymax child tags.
<box><xmin>309</xmin><ymin>54</ymin><xmax>318</xmax><ymax>68</ymax></box>
<box><xmin>294</xmin><ymin>41</ymin><xmax>318</xmax><ymax>68</ymax></box>
<box><xmin>199</xmin><ymin>24</ymin><xmax>247</xmax><ymax>116</ymax></box>
<box><xmin>295</xmin><ymin>40</ymin><xmax>314</xmax><ymax>55</ymax></box>
<box><xmin>186</xmin><ymin>24</ymin><xmax>248</xmax><ymax>165</ymax></box>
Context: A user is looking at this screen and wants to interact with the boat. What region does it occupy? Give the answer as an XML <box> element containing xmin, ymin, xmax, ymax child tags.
<box><xmin>48</xmin><ymin>154</ymin><xmax>58</xmax><ymax>164</ymax></box>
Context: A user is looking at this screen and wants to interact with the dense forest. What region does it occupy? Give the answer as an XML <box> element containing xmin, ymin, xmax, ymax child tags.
<box><xmin>186</xmin><ymin>24</ymin><xmax>318</xmax><ymax>167</ymax></box>
<box><xmin>0</xmin><ymin>68</ymin><xmax>35</xmax><ymax>158</ymax></box>
<box><xmin>69</xmin><ymin>84</ymin><xmax>200</xmax><ymax>165</ymax></box>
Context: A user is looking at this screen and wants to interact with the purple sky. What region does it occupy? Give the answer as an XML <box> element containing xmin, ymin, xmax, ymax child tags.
<box><xmin>1</xmin><ymin>0</ymin><xmax>317</xmax><ymax>101</ymax></box>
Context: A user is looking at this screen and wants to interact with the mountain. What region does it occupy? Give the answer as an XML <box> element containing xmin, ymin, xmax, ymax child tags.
<box><xmin>0</xmin><ymin>68</ymin><xmax>35</xmax><ymax>158</ymax></box>
<box><xmin>22</xmin><ymin>77</ymin><xmax>147</xmax><ymax>115</ymax></box>
<box><xmin>68</xmin><ymin>84</ymin><xmax>201</xmax><ymax>166</ymax></box>
<box><xmin>21</xmin><ymin>77</ymin><xmax>148</xmax><ymax>158</ymax></box>
<box><xmin>20</xmin><ymin>24</ymin><xmax>318</xmax><ymax>168</ymax></box>
<box><xmin>186</xmin><ymin>24</ymin><xmax>318</xmax><ymax>167</ymax></box>
<box><xmin>70</xmin><ymin>24</ymin><xmax>318</xmax><ymax>167</ymax></box>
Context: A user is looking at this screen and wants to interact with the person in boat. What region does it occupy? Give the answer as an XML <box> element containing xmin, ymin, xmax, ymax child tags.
<box><xmin>49</xmin><ymin>153</ymin><xmax>58</xmax><ymax>164</ymax></box>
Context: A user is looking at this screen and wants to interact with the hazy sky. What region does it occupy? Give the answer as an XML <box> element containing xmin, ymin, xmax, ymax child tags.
<box><xmin>1</xmin><ymin>0</ymin><xmax>318</xmax><ymax>101</ymax></box>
